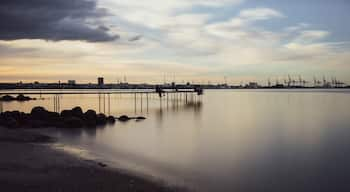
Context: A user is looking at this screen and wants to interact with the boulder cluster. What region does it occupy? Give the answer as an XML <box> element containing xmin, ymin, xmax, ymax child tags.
<box><xmin>0</xmin><ymin>94</ymin><xmax>36</xmax><ymax>102</ymax></box>
<box><xmin>0</xmin><ymin>107</ymin><xmax>116</xmax><ymax>129</ymax></box>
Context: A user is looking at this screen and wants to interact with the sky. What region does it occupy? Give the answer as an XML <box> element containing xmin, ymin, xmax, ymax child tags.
<box><xmin>0</xmin><ymin>0</ymin><xmax>349</xmax><ymax>84</ymax></box>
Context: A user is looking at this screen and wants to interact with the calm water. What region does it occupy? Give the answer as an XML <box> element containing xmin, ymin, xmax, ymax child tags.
<box><xmin>2</xmin><ymin>89</ymin><xmax>350</xmax><ymax>192</ymax></box>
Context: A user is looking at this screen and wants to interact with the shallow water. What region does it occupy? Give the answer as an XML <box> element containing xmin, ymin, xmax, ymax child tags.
<box><xmin>2</xmin><ymin>89</ymin><xmax>350</xmax><ymax>192</ymax></box>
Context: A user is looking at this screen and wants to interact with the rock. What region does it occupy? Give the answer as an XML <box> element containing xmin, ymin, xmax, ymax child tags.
<box><xmin>85</xmin><ymin>120</ymin><xmax>96</xmax><ymax>128</ymax></box>
<box><xmin>0</xmin><ymin>111</ymin><xmax>18</xmax><ymax>128</ymax></box>
<box><xmin>136</xmin><ymin>116</ymin><xmax>146</xmax><ymax>120</ymax></box>
<box><xmin>0</xmin><ymin>95</ymin><xmax>15</xmax><ymax>101</ymax></box>
<box><xmin>84</xmin><ymin>109</ymin><xmax>97</xmax><ymax>120</ymax></box>
<box><xmin>16</xmin><ymin>94</ymin><xmax>31</xmax><ymax>101</ymax></box>
<box><xmin>71</xmin><ymin>107</ymin><xmax>83</xmax><ymax>118</ymax></box>
<box><xmin>98</xmin><ymin>162</ymin><xmax>107</xmax><ymax>167</ymax></box>
<box><xmin>46</xmin><ymin>112</ymin><xmax>61</xmax><ymax>126</ymax></box>
<box><xmin>62</xmin><ymin>117</ymin><xmax>84</xmax><ymax>128</ymax></box>
<box><xmin>1</xmin><ymin>111</ymin><xmax>12</xmax><ymax>118</ymax></box>
<box><xmin>60</xmin><ymin>110</ymin><xmax>73</xmax><ymax>118</ymax></box>
<box><xmin>28</xmin><ymin>119</ymin><xmax>47</xmax><ymax>128</ymax></box>
<box><xmin>31</xmin><ymin>106</ymin><xmax>49</xmax><ymax>120</ymax></box>
<box><xmin>17</xmin><ymin>112</ymin><xmax>29</xmax><ymax>125</ymax></box>
<box><xmin>10</xmin><ymin>111</ymin><xmax>21</xmax><ymax>119</ymax></box>
<box><xmin>4</xmin><ymin>117</ymin><xmax>20</xmax><ymax>129</ymax></box>
<box><xmin>84</xmin><ymin>110</ymin><xmax>97</xmax><ymax>127</ymax></box>
<box><xmin>0</xmin><ymin>107</ymin><xmax>136</xmax><ymax>129</ymax></box>
<box><xmin>96</xmin><ymin>113</ymin><xmax>107</xmax><ymax>125</ymax></box>
<box><xmin>0</xmin><ymin>117</ymin><xmax>4</xmax><ymax>127</ymax></box>
<box><xmin>48</xmin><ymin>112</ymin><xmax>60</xmax><ymax>120</ymax></box>
<box><xmin>118</xmin><ymin>115</ymin><xmax>130</xmax><ymax>122</ymax></box>
<box><xmin>107</xmin><ymin>116</ymin><xmax>116</xmax><ymax>124</ymax></box>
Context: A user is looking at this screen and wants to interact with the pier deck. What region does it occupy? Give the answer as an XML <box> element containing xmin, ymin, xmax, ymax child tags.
<box><xmin>0</xmin><ymin>89</ymin><xmax>197</xmax><ymax>95</ymax></box>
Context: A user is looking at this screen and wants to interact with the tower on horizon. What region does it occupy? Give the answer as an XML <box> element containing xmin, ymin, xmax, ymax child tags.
<box><xmin>98</xmin><ymin>77</ymin><xmax>104</xmax><ymax>86</ymax></box>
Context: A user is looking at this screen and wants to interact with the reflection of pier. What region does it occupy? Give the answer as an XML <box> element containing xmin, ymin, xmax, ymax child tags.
<box><xmin>53</xmin><ymin>95</ymin><xmax>61</xmax><ymax>113</ymax></box>
<box><xmin>0</xmin><ymin>89</ymin><xmax>203</xmax><ymax>115</ymax></box>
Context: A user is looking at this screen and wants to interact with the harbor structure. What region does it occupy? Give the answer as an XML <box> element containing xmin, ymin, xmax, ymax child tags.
<box><xmin>98</xmin><ymin>77</ymin><xmax>104</xmax><ymax>86</ymax></box>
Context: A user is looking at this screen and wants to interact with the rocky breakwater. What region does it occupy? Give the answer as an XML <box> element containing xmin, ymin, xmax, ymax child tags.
<box><xmin>0</xmin><ymin>107</ymin><xmax>117</xmax><ymax>129</ymax></box>
<box><xmin>0</xmin><ymin>106</ymin><xmax>147</xmax><ymax>129</ymax></box>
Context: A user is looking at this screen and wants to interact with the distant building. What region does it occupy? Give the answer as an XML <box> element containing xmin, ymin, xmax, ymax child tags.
<box><xmin>247</xmin><ymin>82</ymin><xmax>259</xmax><ymax>89</ymax></box>
<box><xmin>273</xmin><ymin>84</ymin><xmax>284</xmax><ymax>88</ymax></box>
<box><xmin>67</xmin><ymin>80</ymin><xmax>76</xmax><ymax>85</ymax></box>
<box><xmin>98</xmin><ymin>77</ymin><xmax>104</xmax><ymax>86</ymax></box>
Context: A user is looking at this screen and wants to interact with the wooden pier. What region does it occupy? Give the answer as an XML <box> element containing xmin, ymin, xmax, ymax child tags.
<box><xmin>0</xmin><ymin>90</ymin><xmax>197</xmax><ymax>95</ymax></box>
<box><xmin>0</xmin><ymin>89</ymin><xmax>203</xmax><ymax>114</ymax></box>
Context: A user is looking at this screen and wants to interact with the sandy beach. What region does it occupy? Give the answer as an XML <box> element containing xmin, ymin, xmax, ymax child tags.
<box><xmin>0</xmin><ymin>127</ymin><xmax>186</xmax><ymax>192</ymax></box>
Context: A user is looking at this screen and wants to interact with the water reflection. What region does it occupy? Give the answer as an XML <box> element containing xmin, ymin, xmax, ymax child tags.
<box><xmin>51</xmin><ymin>124</ymin><xmax>110</xmax><ymax>141</ymax></box>
<box><xmin>58</xmin><ymin>127</ymin><xmax>83</xmax><ymax>139</ymax></box>
<box><xmin>155</xmin><ymin>100</ymin><xmax>203</xmax><ymax>127</ymax></box>
<box><xmin>53</xmin><ymin>94</ymin><xmax>61</xmax><ymax>113</ymax></box>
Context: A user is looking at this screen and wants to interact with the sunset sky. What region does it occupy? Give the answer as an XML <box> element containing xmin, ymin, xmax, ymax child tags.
<box><xmin>0</xmin><ymin>0</ymin><xmax>349</xmax><ymax>84</ymax></box>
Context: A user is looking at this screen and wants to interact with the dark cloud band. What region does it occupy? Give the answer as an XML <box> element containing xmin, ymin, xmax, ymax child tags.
<box><xmin>0</xmin><ymin>0</ymin><xmax>119</xmax><ymax>42</ymax></box>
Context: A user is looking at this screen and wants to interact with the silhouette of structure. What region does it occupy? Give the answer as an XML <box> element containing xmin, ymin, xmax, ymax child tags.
<box><xmin>0</xmin><ymin>76</ymin><xmax>347</xmax><ymax>90</ymax></box>
<box><xmin>98</xmin><ymin>77</ymin><xmax>104</xmax><ymax>87</ymax></box>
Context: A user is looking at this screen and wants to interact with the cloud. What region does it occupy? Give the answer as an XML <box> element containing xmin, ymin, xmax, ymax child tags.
<box><xmin>285</xmin><ymin>23</ymin><xmax>310</xmax><ymax>32</ymax></box>
<box><xmin>0</xmin><ymin>44</ymin><xmax>36</xmax><ymax>57</ymax></box>
<box><xmin>99</xmin><ymin>0</ymin><xmax>242</xmax><ymax>29</ymax></box>
<box><xmin>0</xmin><ymin>0</ymin><xmax>119</xmax><ymax>42</ymax></box>
<box><xmin>1</xmin><ymin>0</ymin><xmax>349</xmax><ymax>83</ymax></box>
<box><xmin>282</xmin><ymin>31</ymin><xmax>334</xmax><ymax>62</ymax></box>
<box><xmin>95</xmin><ymin>0</ymin><xmax>245</xmax><ymax>56</ymax></box>
<box><xmin>206</xmin><ymin>8</ymin><xmax>283</xmax><ymax>41</ymax></box>
<box><xmin>239</xmin><ymin>8</ymin><xmax>284</xmax><ymax>20</ymax></box>
<box><xmin>128</xmin><ymin>35</ymin><xmax>143</xmax><ymax>42</ymax></box>
<box><xmin>294</xmin><ymin>30</ymin><xmax>330</xmax><ymax>43</ymax></box>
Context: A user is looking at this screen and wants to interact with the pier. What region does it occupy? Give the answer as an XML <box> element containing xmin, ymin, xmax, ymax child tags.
<box><xmin>0</xmin><ymin>88</ymin><xmax>204</xmax><ymax>114</ymax></box>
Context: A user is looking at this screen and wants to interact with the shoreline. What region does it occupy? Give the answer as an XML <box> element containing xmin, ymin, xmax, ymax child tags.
<box><xmin>0</xmin><ymin>127</ymin><xmax>187</xmax><ymax>192</ymax></box>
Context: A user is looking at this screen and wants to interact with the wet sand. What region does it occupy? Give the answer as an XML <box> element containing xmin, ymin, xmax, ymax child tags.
<box><xmin>0</xmin><ymin>127</ymin><xmax>186</xmax><ymax>192</ymax></box>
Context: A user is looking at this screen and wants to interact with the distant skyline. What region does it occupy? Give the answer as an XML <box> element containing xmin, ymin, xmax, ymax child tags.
<box><xmin>0</xmin><ymin>0</ymin><xmax>350</xmax><ymax>84</ymax></box>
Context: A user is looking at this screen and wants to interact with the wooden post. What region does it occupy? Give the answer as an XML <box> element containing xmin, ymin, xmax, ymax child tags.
<box><xmin>134</xmin><ymin>93</ymin><xmax>137</xmax><ymax>114</ymax></box>
<box><xmin>53</xmin><ymin>95</ymin><xmax>56</xmax><ymax>112</ymax></box>
<box><xmin>98</xmin><ymin>93</ymin><xmax>101</xmax><ymax>113</ymax></box>
<box><xmin>103</xmin><ymin>93</ymin><xmax>106</xmax><ymax>113</ymax></box>
<box><xmin>108</xmin><ymin>93</ymin><xmax>111</xmax><ymax>115</ymax></box>
<box><xmin>55</xmin><ymin>95</ymin><xmax>58</xmax><ymax>112</ymax></box>
<box><xmin>58</xmin><ymin>95</ymin><xmax>60</xmax><ymax>112</ymax></box>
<box><xmin>140</xmin><ymin>93</ymin><xmax>143</xmax><ymax>112</ymax></box>
<box><xmin>146</xmin><ymin>93</ymin><xmax>149</xmax><ymax>113</ymax></box>
<box><xmin>166</xmin><ymin>92</ymin><xmax>169</xmax><ymax>109</ymax></box>
<box><xmin>176</xmin><ymin>93</ymin><xmax>179</xmax><ymax>107</ymax></box>
<box><xmin>56</xmin><ymin>95</ymin><xmax>58</xmax><ymax>112</ymax></box>
<box><xmin>56</xmin><ymin>95</ymin><xmax>59</xmax><ymax>113</ymax></box>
